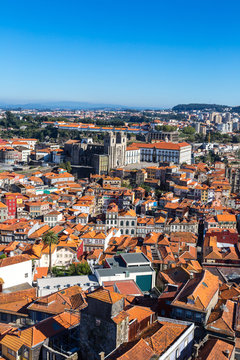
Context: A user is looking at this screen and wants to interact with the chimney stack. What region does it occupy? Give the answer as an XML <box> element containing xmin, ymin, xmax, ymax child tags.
<box><xmin>223</xmin><ymin>349</ymin><xmax>230</xmax><ymax>358</ymax></box>
<box><xmin>99</xmin><ymin>352</ymin><xmax>105</xmax><ymax>360</ymax></box>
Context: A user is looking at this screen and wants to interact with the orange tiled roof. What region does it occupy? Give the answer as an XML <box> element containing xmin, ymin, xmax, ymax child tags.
<box><xmin>87</xmin><ymin>288</ymin><xmax>123</xmax><ymax>304</ymax></box>
<box><xmin>172</xmin><ymin>270</ymin><xmax>219</xmax><ymax>311</ymax></box>
<box><xmin>109</xmin><ymin>338</ymin><xmax>156</xmax><ymax>360</ymax></box>
<box><xmin>0</xmin><ymin>254</ymin><xmax>31</xmax><ymax>267</ymax></box>
<box><xmin>196</xmin><ymin>338</ymin><xmax>234</xmax><ymax>360</ymax></box>
<box><xmin>206</xmin><ymin>299</ymin><xmax>235</xmax><ymax>336</ymax></box>
<box><xmin>1</xmin><ymin>311</ymin><xmax>80</xmax><ymax>350</ymax></box>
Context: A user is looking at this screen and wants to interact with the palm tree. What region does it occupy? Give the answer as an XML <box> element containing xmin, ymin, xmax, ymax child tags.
<box><xmin>42</xmin><ymin>231</ymin><xmax>58</xmax><ymax>276</ymax></box>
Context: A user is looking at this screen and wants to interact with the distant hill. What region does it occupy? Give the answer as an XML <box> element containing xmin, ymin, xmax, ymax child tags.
<box><xmin>172</xmin><ymin>103</ymin><xmax>230</xmax><ymax>112</ymax></box>
<box><xmin>232</xmin><ymin>106</ymin><xmax>240</xmax><ymax>114</ymax></box>
<box><xmin>0</xmin><ymin>101</ymin><xmax>123</xmax><ymax>111</ymax></box>
<box><xmin>0</xmin><ymin>101</ymin><xmax>135</xmax><ymax>111</ymax></box>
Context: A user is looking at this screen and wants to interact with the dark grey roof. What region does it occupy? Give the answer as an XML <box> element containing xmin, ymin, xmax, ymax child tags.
<box><xmin>96</xmin><ymin>265</ymin><xmax>153</xmax><ymax>277</ymax></box>
<box><xmin>120</xmin><ymin>252</ymin><xmax>150</xmax><ymax>265</ymax></box>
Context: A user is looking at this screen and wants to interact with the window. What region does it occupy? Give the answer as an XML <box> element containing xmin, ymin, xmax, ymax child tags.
<box><xmin>1</xmin><ymin>313</ymin><xmax>7</xmax><ymax>321</ymax></box>
<box><xmin>8</xmin><ymin>348</ymin><xmax>16</xmax><ymax>356</ymax></box>
<box><xmin>23</xmin><ymin>348</ymin><xmax>29</xmax><ymax>359</ymax></box>
<box><xmin>195</xmin><ymin>313</ymin><xmax>202</xmax><ymax>321</ymax></box>
<box><xmin>25</xmin><ymin>273</ymin><xmax>28</xmax><ymax>278</ymax></box>
<box><xmin>131</xmin><ymin>221</ymin><xmax>135</xmax><ymax>226</ymax></box>
<box><xmin>126</xmin><ymin>221</ymin><xmax>129</xmax><ymax>226</ymax></box>
<box><xmin>186</xmin><ymin>311</ymin><xmax>192</xmax><ymax>319</ymax></box>
<box><xmin>175</xmin><ymin>348</ymin><xmax>179</xmax><ymax>359</ymax></box>
<box><xmin>175</xmin><ymin>308</ymin><xmax>182</xmax><ymax>317</ymax></box>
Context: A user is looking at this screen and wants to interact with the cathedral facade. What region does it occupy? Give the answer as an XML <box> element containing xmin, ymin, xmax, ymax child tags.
<box><xmin>64</xmin><ymin>132</ymin><xmax>127</xmax><ymax>175</ymax></box>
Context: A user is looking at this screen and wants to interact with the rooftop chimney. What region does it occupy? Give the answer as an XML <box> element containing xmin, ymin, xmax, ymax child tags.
<box><xmin>223</xmin><ymin>349</ymin><xmax>230</xmax><ymax>358</ymax></box>
<box><xmin>99</xmin><ymin>352</ymin><xmax>105</xmax><ymax>360</ymax></box>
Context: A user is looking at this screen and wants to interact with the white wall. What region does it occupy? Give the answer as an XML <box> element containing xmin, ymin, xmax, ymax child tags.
<box><xmin>96</xmin><ymin>269</ymin><xmax>156</xmax><ymax>289</ymax></box>
<box><xmin>0</xmin><ymin>260</ymin><xmax>32</xmax><ymax>289</ymax></box>
<box><xmin>157</xmin><ymin>318</ymin><xmax>195</xmax><ymax>360</ymax></box>
<box><xmin>39</xmin><ymin>250</ymin><xmax>57</xmax><ymax>268</ymax></box>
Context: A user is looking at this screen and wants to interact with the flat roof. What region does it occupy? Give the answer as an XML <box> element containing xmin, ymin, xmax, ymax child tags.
<box><xmin>120</xmin><ymin>252</ymin><xmax>150</xmax><ymax>265</ymax></box>
<box><xmin>37</xmin><ymin>274</ymin><xmax>99</xmax><ymax>291</ymax></box>
<box><xmin>3</xmin><ymin>282</ymin><xmax>33</xmax><ymax>293</ymax></box>
<box><xmin>96</xmin><ymin>265</ymin><xmax>153</xmax><ymax>277</ymax></box>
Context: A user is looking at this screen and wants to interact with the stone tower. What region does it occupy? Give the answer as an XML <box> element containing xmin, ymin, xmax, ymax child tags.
<box><xmin>104</xmin><ymin>132</ymin><xmax>126</xmax><ymax>171</ymax></box>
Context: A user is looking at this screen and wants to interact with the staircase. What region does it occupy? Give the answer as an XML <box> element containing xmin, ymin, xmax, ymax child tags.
<box><xmin>151</xmin><ymin>244</ymin><xmax>161</xmax><ymax>261</ymax></box>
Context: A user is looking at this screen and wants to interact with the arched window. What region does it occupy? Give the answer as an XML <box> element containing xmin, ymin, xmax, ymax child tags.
<box><xmin>131</xmin><ymin>221</ymin><xmax>135</xmax><ymax>226</ymax></box>
<box><xmin>126</xmin><ymin>229</ymin><xmax>129</xmax><ymax>235</ymax></box>
<box><xmin>120</xmin><ymin>220</ymin><xmax>124</xmax><ymax>226</ymax></box>
<box><xmin>126</xmin><ymin>221</ymin><xmax>129</xmax><ymax>226</ymax></box>
<box><xmin>131</xmin><ymin>229</ymin><xmax>134</xmax><ymax>235</ymax></box>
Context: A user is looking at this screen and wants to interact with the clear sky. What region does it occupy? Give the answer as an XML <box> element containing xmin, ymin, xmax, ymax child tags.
<box><xmin>0</xmin><ymin>0</ymin><xmax>240</xmax><ymax>108</ymax></box>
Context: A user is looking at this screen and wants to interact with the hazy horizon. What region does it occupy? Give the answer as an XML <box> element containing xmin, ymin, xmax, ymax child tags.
<box><xmin>1</xmin><ymin>0</ymin><xmax>240</xmax><ymax>107</ymax></box>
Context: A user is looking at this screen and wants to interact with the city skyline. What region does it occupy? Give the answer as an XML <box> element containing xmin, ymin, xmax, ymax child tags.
<box><xmin>0</xmin><ymin>0</ymin><xmax>240</xmax><ymax>107</ymax></box>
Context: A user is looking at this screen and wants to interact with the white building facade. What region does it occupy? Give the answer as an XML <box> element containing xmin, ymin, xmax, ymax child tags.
<box><xmin>138</xmin><ymin>142</ymin><xmax>192</xmax><ymax>165</ymax></box>
<box><xmin>125</xmin><ymin>147</ymin><xmax>141</xmax><ymax>165</ymax></box>
<box><xmin>0</xmin><ymin>256</ymin><xmax>32</xmax><ymax>289</ymax></box>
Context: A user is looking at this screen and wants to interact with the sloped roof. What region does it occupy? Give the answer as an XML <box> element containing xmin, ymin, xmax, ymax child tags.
<box><xmin>87</xmin><ymin>288</ymin><xmax>123</xmax><ymax>304</ymax></box>
<box><xmin>1</xmin><ymin>311</ymin><xmax>80</xmax><ymax>350</ymax></box>
<box><xmin>28</xmin><ymin>285</ymin><xmax>86</xmax><ymax>314</ymax></box>
<box><xmin>107</xmin><ymin>338</ymin><xmax>155</xmax><ymax>360</ymax></box>
<box><xmin>0</xmin><ymin>254</ymin><xmax>31</xmax><ymax>268</ymax></box>
<box><xmin>172</xmin><ymin>270</ymin><xmax>219</xmax><ymax>312</ymax></box>
<box><xmin>196</xmin><ymin>338</ymin><xmax>234</xmax><ymax>360</ymax></box>
<box><xmin>206</xmin><ymin>299</ymin><xmax>235</xmax><ymax>336</ymax></box>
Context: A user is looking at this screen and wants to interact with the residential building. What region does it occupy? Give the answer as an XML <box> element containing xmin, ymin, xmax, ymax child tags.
<box><xmin>132</xmin><ymin>141</ymin><xmax>192</xmax><ymax>165</ymax></box>
<box><xmin>171</xmin><ymin>270</ymin><xmax>219</xmax><ymax>325</ymax></box>
<box><xmin>28</xmin><ymin>285</ymin><xmax>86</xmax><ymax>323</ymax></box>
<box><xmin>0</xmin><ymin>202</ymin><xmax>8</xmax><ymax>222</ymax></box>
<box><xmin>0</xmin><ymin>312</ymin><xmax>80</xmax><ymax>360</ymax></box>
<box><xmin>94</xmin><ymin>253</ymin><xmax>156</xmax><ymax>292</ymax></box>
<box><xmin>43</xmin><ymin>210</ymin><xmax>63</xmax><ymax>226</ymax></box>
<box><xmin>0</xmin><ymin>254</ymin><xmax>32</xmax><ymax>290</ymax></box>
<box><xmin>37</xmin><ymin>274</ymin><xmax>99</xmax><ymax>297</ymax></box>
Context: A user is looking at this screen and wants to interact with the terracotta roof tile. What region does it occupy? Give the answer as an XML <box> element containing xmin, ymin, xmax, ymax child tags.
<box><xmin>87</xmin><ymin>288</ymin><xmax>123</xmax><ymax>304</ymax></box>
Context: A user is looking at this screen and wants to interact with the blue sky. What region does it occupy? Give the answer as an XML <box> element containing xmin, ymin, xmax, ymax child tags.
<box><xmin>0</xmin><ymin>0</ymin><xmax>240</xmax><ymax>107</ymax></box>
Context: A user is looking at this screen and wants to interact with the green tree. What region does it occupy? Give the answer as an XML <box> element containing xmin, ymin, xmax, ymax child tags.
<box><xmin>140</xmin><ymin>183</ymin><xmax>151</xmax><ymax>193</ymax></box>
<box><xmin>76</xmin><ymin>262</ymin><xmax>91</xmax><ymax>275</ymax></box>
<box><xmin>155</xmin><ymin>125</ymin><xmax>177</xmax><ymax>132</ymax></box>
<box><xmin>59</xmin><ymin>161</ymin><xmax>72</xmax><ymax>173</ymax></box>
<box><xmin>65</xmin><ymin>161</ymin><xmax>72</xmax><ymax>173</ymax></box>
<box><xmin>42</xmin><ymin>231</ymin><xmax>59</xmax><ymax>275</ymax></box>
<box><xmin>155</xmin><ymin>189</ymin><xmax>163</xmax><ymax>198</ymax></box>
<box><xmin>68</xmin><ymin>263</ymin><xmax>77</xmax><ymax>275</ymax></box>
<box><xmin>182</xmin><ymin>126</ymin><xmax>196</xmax><ymax>135</ymax></box>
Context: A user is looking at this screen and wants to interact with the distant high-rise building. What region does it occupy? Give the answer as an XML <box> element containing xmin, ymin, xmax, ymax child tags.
<box><xmin>214</xmin><ymin>114</ymin><xmax>222</xmax><ymax>124</ymax></box>
<box><xmin>193</xmin><ymin>122</ymin><xmax>200</xmax><ymax>133</ymax></box>
<box><xmin>200</xmin><ymin>124</ymin><xmax>207</xmax><ymax>135</ymax></box>
<box><xmin>209</xmin><ymin>112</ymin><xmax>216</xmax><ymax>123</ymax></box>
<box><xmin>233</xmin><ymin>119</ymin><xmax>240</xmax><ymax>131</ymax></box>
<box><xmin>226</xmin><ymin>166</ymin><xmax>240</xmax><ymax>194</ymax></box>
<box><xmin>217</xmin><ymin>122</ymin><xmax>233</xmax><ymax>133</ymax></box>
<box><xmin>224</xmin><ymin>112</ymin><xmax>231</xmax><ymax>123</ymax></box>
